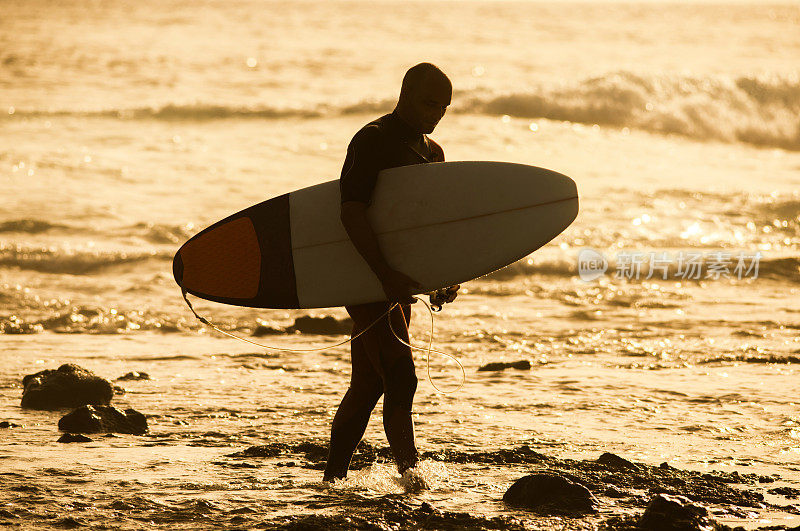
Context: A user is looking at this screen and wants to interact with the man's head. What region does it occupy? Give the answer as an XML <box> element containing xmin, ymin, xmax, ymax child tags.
<box><xmin>395</xmin><ymin>63</ymin><xmax>452</xmax><ymax>135</ymax></box>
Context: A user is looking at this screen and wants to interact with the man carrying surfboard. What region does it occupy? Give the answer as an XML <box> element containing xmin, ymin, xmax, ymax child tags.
<box><xmin>324</xmin><ymin>63</ymin><xmax>458</xmax><ymax>485</ymax></box>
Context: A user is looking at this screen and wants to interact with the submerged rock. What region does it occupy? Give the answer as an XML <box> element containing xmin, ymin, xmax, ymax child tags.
<box><xmin>598</xmin><ymin>452</ymin><xmax>640</xmax><ymax>470</ymax></box>
<box><xmin>253</xmin><ymin>316</ymin><xmax>353</xmax><ymax>337</ymax></box>
<box><xmin>57</xmin><ymin>433</ymin><xmax>92</xmax><ymax>443</ymax></box>
<box><xmin>768</xmin><ymin>486</ymin><xmax>800</xmax><ymax>499</ymax></box>
<box><xmin>286</xmin><ymin>315</ymin><xmax>352</xmax><ymax>335</ymax></box>
<box><xmin>638</xmin><ymin>493</ymin><xmax>713</xmax><ymax>530</ymax></box>
<box><xmin>53</xmin><ymin>516</ymin><xmax>87</xmax><ymax>528</ymax></box>
<box><xmin>252</xmin><ymin>324</ymin><xmax>282</xmax><ymax>336</ymax></box>
<box><xmin>21</xmin><ymin>364</ymin><xmax>113</xmax><ymax>410</ymax></box>
<box><xmin>115</xmin><ymin>371</ymin><xmax>150</xmax><ymax>381</ymax></box>
<box><xmin>477</xmin><ymin>360</ymin><xmax>531</xmax><ymax>371</ymax></box>
<box><xmin>58</xmin><ymin>405</ymin><xmax>148</xmax><ymax>435</ymax></box>
<box><xmin>502</xmin><ymin>473</ymin><xmax>598</xmax><ymax>514</ymax></box>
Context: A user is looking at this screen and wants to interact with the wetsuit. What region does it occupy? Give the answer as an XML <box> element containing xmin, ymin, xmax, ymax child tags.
<box><xmin>324</xmin><ymin>111</ymin><xmax>444</xmax><ymax>480</ymax></box>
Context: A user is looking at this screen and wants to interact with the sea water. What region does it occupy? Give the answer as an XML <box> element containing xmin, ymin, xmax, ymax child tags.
<box><xmin>1</xmin><ymin>1</ymin><xmax>799</xmax><ymax>528</ymax></box>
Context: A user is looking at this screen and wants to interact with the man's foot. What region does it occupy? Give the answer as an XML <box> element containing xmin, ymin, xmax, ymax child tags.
<box><xmin>398</xmin><ymin>466</ymin><xmax>430</xmax><ymax>493</ymax></box>
<box><xmin>322</xmin><ymin>474</ymin><xmax>343</xmax><ymax>488</ymax></box>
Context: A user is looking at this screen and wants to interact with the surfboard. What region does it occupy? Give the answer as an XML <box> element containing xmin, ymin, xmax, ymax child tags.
<box><xmin>173</xmin><ymin>161</ymin><xmax>578</xmax><ymax>309</ymax></box>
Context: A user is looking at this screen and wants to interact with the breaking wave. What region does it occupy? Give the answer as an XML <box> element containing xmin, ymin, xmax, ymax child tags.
<box><xmin>0</xmin><ymin>245</ymin><xmax>170</xmax><ymax>275</ymax></box>
<box><xmin>0</xmin><ymin>307</ymin><xmax>187</xmax><ymax>335</ymax></box>
<box><xmin>7</xmin><ymin>71</ymin><xmax>800</xmax><ymax>151</ymax></box>
<box><xmin>471</xmin><ymin>72</ymin><xmax>800</xmax><ymax>151</ymax></box>
<box><xmin>0</xmin><ymin>219</ymin><xmax>72</xmax><ymax>234</ymax></box>
<box><xmin>0</xmin><ymin>219</ymin><xmax>196</xmax><ymax>243</ymax></box>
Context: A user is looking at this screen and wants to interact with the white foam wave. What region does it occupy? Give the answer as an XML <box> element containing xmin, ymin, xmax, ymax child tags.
<box><xmin>470</xmin><ymin>72</ymin><xmax>800</xmax><ymax>151</ymax></box>
<box><xmin>0</xmin><ymin>245</ymin><xmax>169</xmax><ymax>275</ymax></box>
<box><xmin>7</xmin><ymin>72</ymin><xmax>799</xmax><ymax>150</ymax></box>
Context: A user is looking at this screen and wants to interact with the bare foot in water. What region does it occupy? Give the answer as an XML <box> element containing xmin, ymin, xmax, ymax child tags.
<box><xmin>399</xmin><ymin>466</ymin><xmax>429</xmax><ymax>492</ymax></box>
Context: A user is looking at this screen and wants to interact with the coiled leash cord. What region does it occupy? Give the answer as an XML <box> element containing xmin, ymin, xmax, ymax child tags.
<box><xmin>181</xmin><ymin>290</ymin><xmax>465</xmax><ymax>394</ymax></box>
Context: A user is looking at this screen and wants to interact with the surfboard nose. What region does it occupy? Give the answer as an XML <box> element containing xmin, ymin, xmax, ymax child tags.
<box><xmin>174</xmin><ymin>216</ymin><xmax>262</xmax><ymax>300</ymax></box>
<box><xmin>172</xmin><ymin>250</ymin><xmax>184</xmax><ymax>287</ymax></box>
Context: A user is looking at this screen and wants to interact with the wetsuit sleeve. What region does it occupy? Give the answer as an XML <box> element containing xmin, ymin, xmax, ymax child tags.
<box><xmin>428</xmin><ymin>138</ymin><xmax>445</xmax><ymax>162</ymax></box>
<box><xmin>340</xmin><ymin>126</ymin><xmax>385</xmax><ymax>205</ymax></box>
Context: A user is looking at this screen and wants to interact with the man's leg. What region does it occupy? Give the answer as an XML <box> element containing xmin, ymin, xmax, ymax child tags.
<box><xmin>380</xmin><ymin>303</ymin><xmax>419</xmax><ymax>473</ymax></box>
<box><xmin>323</xmin><ymin>317</ymin><xmax>383</xmax><ymax>481</ymax></box>
<box><xmin>347</xmin><ymin>302</ymin><xmax>419</xmax><ymax>474</ymax></box>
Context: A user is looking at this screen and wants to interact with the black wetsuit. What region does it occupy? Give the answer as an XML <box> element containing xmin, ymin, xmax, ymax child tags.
<box><xmin>324</xmin><ymin>112</ymin><xmax>444</xmax><ymax>480</ymax></box>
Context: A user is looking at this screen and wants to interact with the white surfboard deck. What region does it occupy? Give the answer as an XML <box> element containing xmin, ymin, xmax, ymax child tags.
<box><xmin>289</xmin><ymin>161</ymin><xmax>578</xmax><ymax>308</ymax></box>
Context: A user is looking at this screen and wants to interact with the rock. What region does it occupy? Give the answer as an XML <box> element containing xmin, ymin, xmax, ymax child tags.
<box><xmin>477</xmin><ymin>360</ymin><xmax>532</xmax><ymax>371</ymax></box>
<box><xmin>252</xmin><ymin>324</ymin><xmax>282</xmax><ymax>336</ymax></box>
<box><xmin>604</xmin><ymin>485</ymin><xmax>630</xmax><ymax>498</ymax></box>
<box><xmin>286</xmin><ymin>315</ymin><xmax>352</xmax><ymax>335</ymax></box>
<box><xmin>57</xmin><ymin>433</ymin><xmax>92</xmax><ymax>443</ymax></box>
<box><xmin>52</xmin><ymin>516</ymin><xmax>86</xmax><ymax>528</ymax></box>
<box><xmin>503</xmin><ymin>473</ymin><xmax>598</xmax><ymax>514</ymax></box>
<box><xmin>115</xmin><ymin>371</ymin><xmax>150</xmax><ymax>381</ymax></box>
<box><xmin>0</xmin><ymin>421</ymin><xmax>22</xmax><ymax>428</ymax></box>
<box><xmin>58</xmin><ymin>405</ymin><xmax>148</xmax><ymax>435</ymax></box>
<box><xmin>21</xmin><ymin>364</ymin><xmax>113</xmax><ymax>410</ymax></box>
<box><xmin>598</xmin><ymin>452</ymin><xmax>640</xmax><ymax>470</ymax></box>
<box><xmin>253</xmin><ymin>316</ymin><xmax>353</xmax><ymax>336</ymax></box>
<box><xmin>638</xmin><ymin>493</ymin><xmax>713</xmax><ymax>530</ymax></box>
<box><xmin>768</xmin><ymin>486</ymin><xmax>800</xmax><ymax>499</ymax></box>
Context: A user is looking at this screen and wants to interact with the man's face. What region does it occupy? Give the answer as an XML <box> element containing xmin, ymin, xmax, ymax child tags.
<box><xmin>405</xmin><ymin>76</ymin><xmax>452</xmax><ymax>134</ymax></box>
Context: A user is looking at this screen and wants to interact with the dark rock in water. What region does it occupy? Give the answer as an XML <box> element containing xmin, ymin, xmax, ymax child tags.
<box><xmin>477</xmin><ymin>360</ymin><xmax>531</xmax><ymax>371</ymax></box>
<box><xmin>252</xmin><ymin>324</ymin><xmax>282</xmax><ymax>336</ymax></box>
<box><xmin>603</xmin><ymin>485</ymin><xmax>630</xmax><ymax>498</ymax></box>
<box><xmin>286</xmin><ymin>315</ymin><xmax>352</xmax><ymax>335</ymax></box>
<box><xmin>424</xmin><ymin>444</ymin><xmax>548</xmax><ymax>465</ymax></box>
<box><xmin>768</xmin><ymin>486</ymin><xmax>800</xmax><ymax>499</ymax></box>
<box><xmin>598</xmin><ymin>452</ymin><xmax>640</xmax><ymax>470</ymax></box>
<box><xmin>21</xmin><ymin>364</ymin><xmax>113</xmax><ymax>410</ymax></box>
<box><xmin>252</xmin><ymin>316</ymin><xmax>352</xmax><ymax>336</ymax></box>
<box><xmin>0</xmin><ymin>421</ymin><xmax>22</xmax><ymax>428</ymax></box>
<box><xmin>52</xmin><ymin>516</ymin><xmax>86</xmax><ymax>528</ymax></box>
<box><xmin>638</xmin><ymin>493</ymin><xmax>713</xmax><ymax>530</ymax></box>
<box><xmin>502</xmin><ymin>473</ymin><xmax>598</xmax><ymax>514</ymax></box>
<box><xmin>115</xmin><ymin>371</ymin><xmax>150</xmax><ymax>381</ymax></box>
<box><xmin>58</xmin><ymin>405</ymin><xmax>148</xmax><ymax>434</ymax></box>
<box><xmin>57</xmin><ymin>433</ymin><xmax>92</xmax><ymax>443</ymax></box>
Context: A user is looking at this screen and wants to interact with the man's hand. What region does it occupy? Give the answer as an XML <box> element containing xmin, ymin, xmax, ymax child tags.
<box><xmin>429</xmin><ymin>284</ymin><xmax>459</xmax><ymax>310</ymax></box>
<box><xmin>379</xmin><ymin>268</ymin><xmax>422</xmax><ymax>305</ymax></box>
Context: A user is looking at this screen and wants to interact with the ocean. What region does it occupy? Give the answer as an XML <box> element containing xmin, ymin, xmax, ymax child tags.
<box><xmin>1</xmin><ymin>0</ymin><xmax>799</xmax><ymax>529</ymax></box>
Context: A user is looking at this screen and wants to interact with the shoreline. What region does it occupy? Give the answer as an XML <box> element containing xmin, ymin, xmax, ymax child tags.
<box><xmin>2</xmin><ymin>429</ymin><xmax>799</xmax><ymax>529</ymax></box>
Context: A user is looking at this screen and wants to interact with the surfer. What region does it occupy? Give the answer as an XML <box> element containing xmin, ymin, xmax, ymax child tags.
<box><xmin>324</xmin><ymin>63</ymin><xmax>458</xmax><ymax>485</ymax></box>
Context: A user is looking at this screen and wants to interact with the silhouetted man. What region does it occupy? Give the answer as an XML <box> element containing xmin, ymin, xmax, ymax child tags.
<box><xmin>324</xmin><ymin>63</ymin><xmax>455</xmax><ymax>484</ymax></box>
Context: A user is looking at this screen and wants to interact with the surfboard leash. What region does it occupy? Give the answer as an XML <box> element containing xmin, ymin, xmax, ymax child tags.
<box><xmin>180</xmin><ymin>289</ymin><xmax>388</xmax><ymax>352</ymax></box>
<box><xmin>180</xmin><ymin>289</ymin><xmax>465</xmax><ymax>393</ymax></box>
<box><xmin>387</xmin><ymin>296</ymin><xmax>466</xmax><ymax>394</ymax></box>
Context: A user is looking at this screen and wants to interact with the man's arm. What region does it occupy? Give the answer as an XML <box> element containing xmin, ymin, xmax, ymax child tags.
<box><xmin>341</xmin><ymin>200</ymin><xmax>421</xmax><ymax>304</ymax></box>
<box><xmin>423</xmin><ymin>138</ymin><xmax>459</xmax><ymax>306</ymax></box>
